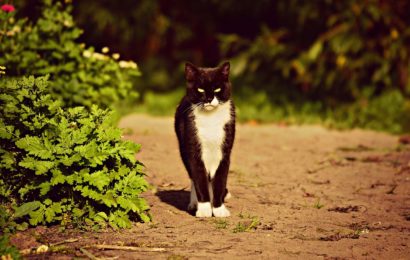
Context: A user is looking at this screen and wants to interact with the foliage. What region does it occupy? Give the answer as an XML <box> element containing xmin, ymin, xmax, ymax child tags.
<box><xmin>219</xmin><ymin>0</ymin><xmax>410</xmax><ymax>132</ymax></box>
<box><xmin>41</xmin><ymin>0</ymin><xmax>409</xmax><ymax>133</ymax></box>
<box><xmin>127</xmin><ymin>87</ymin><xmax>410</xmax><ymax>133</ymax></box>
<box><xmin>0</xmin><ymin>76</ymin><xmax>150</xmax><ymax>229</ymax></box>
<box><xmin>233</xmin><ymin>213</ymin><xmax>260</xmax><ymax>233</ymax></box>
<box><xmin>0</xmin><ymin>206</ymin><xmax>22</xmax><ymax>260</ymax></box>
<box><xmin>222</xmin><ymin>1</ymin><xmax>410</xmax><ymax>100</ymax></box>
<box><xmin>0</xmin><ymin>235</ymin><xmax>21</xmax><ymax>260</ymax></box>
<box><xmin>0</xmin><ymin>0</ymin><xmax>140</xmax><ymax>110</ymax></box>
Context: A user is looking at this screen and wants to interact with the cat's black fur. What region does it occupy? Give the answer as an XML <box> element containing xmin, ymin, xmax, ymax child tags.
<box><xmin>175</xmin><ymin>62</ymin><xmax>235</xmax><ymax>217</ymax></box>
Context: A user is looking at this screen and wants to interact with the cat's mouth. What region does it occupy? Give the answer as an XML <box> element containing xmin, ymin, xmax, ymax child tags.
<box><xmin>203</xmin><ymin>104</ymin><xmax>217</xmax><ymax>111</ymax></box>
<box><xmin>203</xmin><ymin>97</ymin><xmax>219</xmax><ymax>111</ymax></box>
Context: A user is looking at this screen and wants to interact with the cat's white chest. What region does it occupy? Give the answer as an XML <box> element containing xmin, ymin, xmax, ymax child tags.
<box><xmin>193</xmin><ymin>101</ymin><xmax>231</xmax><ymax>179</ymax></box>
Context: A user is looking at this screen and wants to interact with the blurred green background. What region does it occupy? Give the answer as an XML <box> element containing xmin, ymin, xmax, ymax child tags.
<box><xmin>11</xmin><ymin>0</ymin><xmax>410</xmax><ymax>133</ymax></box>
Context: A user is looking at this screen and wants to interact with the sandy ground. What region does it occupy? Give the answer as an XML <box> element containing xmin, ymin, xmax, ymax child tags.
<box><xmin>11</xmin><ymin>114</ymin><xmax>410</xmax><ymax>259</ymax></box>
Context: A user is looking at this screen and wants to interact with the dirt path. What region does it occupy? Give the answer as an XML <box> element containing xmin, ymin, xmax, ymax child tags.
<box><xmin>13</xmin><ymin>114</ymin><xmax>410</xmax><ymax>259</ymax></box>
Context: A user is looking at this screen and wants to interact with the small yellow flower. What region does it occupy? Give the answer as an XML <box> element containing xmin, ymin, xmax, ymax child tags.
<box><xmin>291</xmin><ymin>60</ymin><xmax>305</xmax><ymax>76</ymax></box>
<box><xmin>102</xmin><ymin>47</ymin><xmax>110</xmax><ymax>53</ymax></box>
<box><xmin>36</xmin><ymin>245</ymin><xmax>49</xmax><ymax>253</ymax></box>
<box><xmin>390</xmin><ymin>29</ymin><xmax>399</xmax><ymax>40</ymax></box>
<box><xmin>112</xmin><ymin>53</ymin><xmax>120</xmax><ymax>60</ymax></box>
<box><xmin>0</xmin><ymin>66</ymin><xmax>6</xmax><ymax>70</ymax></box>
<box><xmin>1</xmin><ymin>254</ymin><xmax>13</xmax><ymax>260</ymax></box>
<box><xmin>336</xmin><ymin>55</ymin><xmax>347</xmax><ymax>67</ymax></box>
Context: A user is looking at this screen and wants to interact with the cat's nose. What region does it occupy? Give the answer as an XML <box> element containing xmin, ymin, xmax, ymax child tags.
<box><xmin>206</xmin><ymin>97</ymin><xmax>213</xmax><ymax>103</ymax></box>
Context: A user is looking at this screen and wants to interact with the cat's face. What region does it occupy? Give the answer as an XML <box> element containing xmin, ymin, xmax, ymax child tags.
<box><xmin>185</xmin><ymin>62</ymin><xmax>231</xmax><ymax>111</ymax></box>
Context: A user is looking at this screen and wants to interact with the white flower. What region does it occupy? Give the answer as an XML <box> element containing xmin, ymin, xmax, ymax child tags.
<box><xmin>92</xmin><ymin>52</ymin><xmax>108</xmax><ymax>60</ymax></box>
<box><xmin>102</xmin><ymin>47</ymin><xmax>110</xmax><ymax>53</ymax></box>
<box><xmin>82</xmin><ymin>50</ymin><xmax>92</xmax><ymax>58</ymax></box>
<box><xmin>63</xmin><ymin>20</ymin><xmax>73</xmax><ymax>27</ymax></box>
<box><xmin>119</xmin><ymin>60</ymin><xmax>138</xmax><ymax>69</ymax></box>
<box><xmin>112</xmin><ymin>53</ymin><xmax>120</xmax><ymax>60</ymax></box>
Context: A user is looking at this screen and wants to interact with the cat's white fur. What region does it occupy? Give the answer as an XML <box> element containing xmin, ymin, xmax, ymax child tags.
<box><xmin>193</xmin><ymin>98</ymin><xmax>231</xmax><ymax>179</ymax></box>
<box><xmin>196</xmin><ymin>202</ymin><xmax>212</xmax><ymax>217</ymax></box>
<box><xmin>190</xmin><ymin>98</ymin><xmax>232</xmax><ymax>217</ymax></box>
<box><xmin>212</xmin><ymin>204</ymin><xmax>230</xmax><ymax>217</ymax></box>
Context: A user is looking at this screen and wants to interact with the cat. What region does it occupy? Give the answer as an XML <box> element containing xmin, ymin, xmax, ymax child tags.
<box><xmin>174</xmin><ymin>61</ymin><xmax>235</xmax><ymax>217</ymax></box>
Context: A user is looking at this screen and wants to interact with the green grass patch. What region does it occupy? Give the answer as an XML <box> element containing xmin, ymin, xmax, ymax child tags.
<box><xmin>233</xmin><ymin>213</ymin><xmax>260</xmax><ymax>233</ymax></box>
<box><xmin>132</xmin><ymin>88</ymin><xmax>410</xmax><ymax>134</ymax></box>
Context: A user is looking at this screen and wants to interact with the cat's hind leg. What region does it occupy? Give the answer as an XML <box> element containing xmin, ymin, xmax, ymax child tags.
<box><xmin>188</xmin><ymin>180</ymin><xmax>198</xmax><ymax>211</ymax></box>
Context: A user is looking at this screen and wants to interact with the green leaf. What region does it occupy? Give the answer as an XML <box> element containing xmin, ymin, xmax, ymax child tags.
<box><xmin>19</xmin><ymin>157</ymin><xmax>55</xmax><ymax>175</ymax></box>
<box><xmin>307</xmin><ymin>41</ymin><xmax>323</xmax><ymax>61</ymax></box>
<box><xmin>83</xmin><ymin>170</ymin><xmax>110</xmax><ymax>191</ymax></box>
<box><xmin>29</xmin><ymin>206</ymin><xmax>46</xmax><ymax>226</ymax></box>
<box><xmin>15</xmin><ymin>136</ymin><xmax>54</xmax><ymax>159</ymax></box>
<box><xmin>0</xmin><ymin>123</ymin><xmax>13</xmax><ymax>139</ymax></box>
<box><xmin>50</xmin><ymin>169</ymin><xmax>65</xmax><ymax>185</ymax></box>
<box><xmin>139</xmin><ymin>213</ymin><xmax>151</xmax><ymax>223</ymax></box>
<box><xmin>117</xmin><ymin>197</ymin><xmax>137</xmax><ymax>211</ymax></box>
<box><xmin>101</xmin><ymin>191</ymin><xmax>117</xmax><ymax>207</ymax></box>
<box><xmin>13</xmin><ymin>201</ymin><xmax>42</xmax><ymax>219</ymax></box>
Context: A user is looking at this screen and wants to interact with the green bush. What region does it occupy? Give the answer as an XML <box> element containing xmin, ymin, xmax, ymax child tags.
<box><xmin>0</xmin><ymin>0</ymin><xmax>140</xmax><ymax>110</ymax></box>
<box><xmin>0</xmin><ymin>235</ymin><xmax>21</xmax><ymax>260</ymax></box>
<box><xmin>222</xmin><ymin>1</ymin><xmax>410</xmax><ymax>101</ymax></box>
<box><xmin>218</xmin><ymin>1</ymin><xmax>410</xmax><ymax>132</ymax></box>
<box><xmin>0</xmin><ymin>76</ymin><xmax>150</xmax><ymax>229</ymax></box>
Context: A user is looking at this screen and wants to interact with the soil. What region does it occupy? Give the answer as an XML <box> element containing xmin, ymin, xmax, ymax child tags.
<box><xmin>10</xmin><ymin>114</ymin><xmax>410</xmax><ymax>259</ymax></box>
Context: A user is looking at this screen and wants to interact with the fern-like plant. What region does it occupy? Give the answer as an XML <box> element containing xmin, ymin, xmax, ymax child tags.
<box><xmin>0</xmin><ymin>76</ymin><xmax>150</xmax><ymax>229</ymax></box>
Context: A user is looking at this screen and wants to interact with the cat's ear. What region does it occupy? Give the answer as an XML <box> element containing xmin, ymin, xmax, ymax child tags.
<box><xmin>219</xmin><ymin>61</ymin><xmax>230</xmax><ymax>79</ymax></box>
<box><xmin>185</xmin><ymin>62</ymin><xmax>198</xmax><ymax>81</ymax></box>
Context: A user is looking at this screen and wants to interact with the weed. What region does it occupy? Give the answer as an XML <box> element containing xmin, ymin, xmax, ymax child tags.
<box><xmin>214</xmin><ymin>219</ymin><xmax>229</xmax><ymax>229</ymax></box>
<box><xmin>313</xmin><ymin>199</ymin><xmax>324</xmax><ymax>209</ymax></box>
<box><xmin>233</xmin><ymin>213</ymin><xmax>260</xmax><ymax>233</ymax></box>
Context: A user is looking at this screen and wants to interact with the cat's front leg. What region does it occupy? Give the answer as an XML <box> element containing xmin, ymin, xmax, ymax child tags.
<box><xmin>190</xmin><ymin>164</ymin><xmax>213</xmax><ymax>217</ymax></box>
<box><xmin>211</xmin><ymin>159</ymin><xmax>231</xmax><ymax>217</ymax></box>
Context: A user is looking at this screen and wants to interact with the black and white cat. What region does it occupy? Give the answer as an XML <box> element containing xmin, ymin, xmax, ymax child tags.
<box><xmin>175</xmin><ymin>61</ymin><xmax>235</xmax><ymax>218</ymax></box>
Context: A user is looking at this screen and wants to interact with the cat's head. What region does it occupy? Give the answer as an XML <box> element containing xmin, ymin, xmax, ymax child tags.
<box><xmin>184</xmin><ymin>61</ymin><xmax>231</xmax><ymax>111</ymax></box>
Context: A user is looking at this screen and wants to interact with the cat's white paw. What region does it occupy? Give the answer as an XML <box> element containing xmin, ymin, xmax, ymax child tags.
<box><xmin>212</xmin><ymin>204</ymin><xmax>230</xmax><ymax>217</ymax></box>
<box><xmin>196</xmin><ymin>202</ymin><xmax>212</xmax><ymax>218</ymax></box>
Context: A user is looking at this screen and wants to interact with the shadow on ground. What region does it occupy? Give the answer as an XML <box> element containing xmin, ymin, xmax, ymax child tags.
<box><xmin>156</xmin><ymin>189</ymin><xmax>193</xmax><ymax>215</ymax></box>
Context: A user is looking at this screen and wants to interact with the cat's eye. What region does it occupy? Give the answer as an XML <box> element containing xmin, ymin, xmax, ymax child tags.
<box><xmin>214</xmin><ymin>88</ymin><xmax>221</xmax><ymax>93</ymax></box>
<box><xmin>197</xmin><ymin>88</ymin><xmax>205</xmax><ymax>93</ymax></box>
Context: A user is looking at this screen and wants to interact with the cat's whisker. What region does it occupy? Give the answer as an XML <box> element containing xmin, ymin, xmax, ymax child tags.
<box><xmin>183</xmin><ymin>102</ymin><xmax>202</xmax><ymax>115</ymax></box>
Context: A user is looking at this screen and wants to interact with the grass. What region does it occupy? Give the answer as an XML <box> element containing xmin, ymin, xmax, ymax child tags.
<box><xmin>313</xmin><ymin>198</ymin><xmax>324</xmax><ymax>209</ymax></box>
<box><xmin>214</xmin><ymin>219</ymin><xmax>229</xmax><ymax>229</ymax></box>
<box><xmin>126</xmin><ymin>88</ymin><xmax>410</xmax><ymax>134</ymax></box>
<box><xmin>210</xmin><ymin>213</ymin><xmax>261</xmax><ymax>233</ymax></box>
<box><xmin>233</xmin><ymin>213</ymin><xmax>260</xmax><ymax>233</ymax></box>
